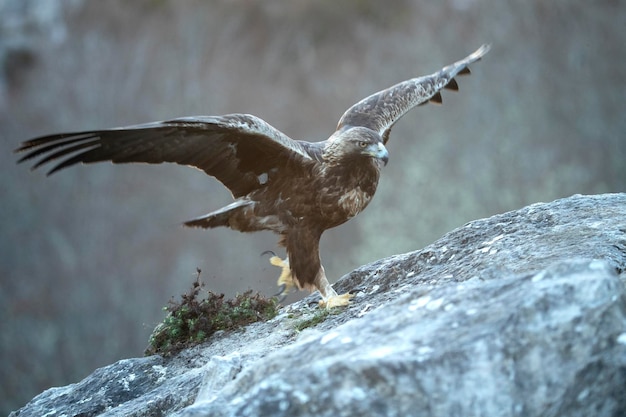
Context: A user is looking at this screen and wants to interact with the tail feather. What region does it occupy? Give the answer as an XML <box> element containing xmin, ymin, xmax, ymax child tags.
<box><xmin>184</xmin><ymin>200</ymin><xmax>253</xmax><ymax>229</ymax></box>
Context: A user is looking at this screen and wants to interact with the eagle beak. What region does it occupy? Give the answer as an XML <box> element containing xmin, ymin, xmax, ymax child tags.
<box><xmin>362</xmin><ymin>142</ymin><xmax>389</xmax><ymax>166</ymax></box>
<box><xmin>374</xmin><ymin>142</ymin><xmax>389</xmax><ymax>166</ymax></box>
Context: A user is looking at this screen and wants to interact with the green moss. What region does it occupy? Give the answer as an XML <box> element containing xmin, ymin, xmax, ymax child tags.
<box><xmin>293</xmin><ymin>308</ymin><xmax>339</xmax><ymax>331</ymax></box>
<box><xmin>146</xmin><ymin>271</ymin><xmax>279</xmax><ymax>356</ymax></box>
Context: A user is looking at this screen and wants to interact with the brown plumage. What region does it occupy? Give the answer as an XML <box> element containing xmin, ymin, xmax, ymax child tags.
<box><xmin>15</xmin><ymin>44</ymin><xmax>490</xmax><ymax>307</ymax></box>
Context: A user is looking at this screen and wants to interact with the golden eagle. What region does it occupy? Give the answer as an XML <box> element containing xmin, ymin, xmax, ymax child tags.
<box><xmin>16</xmin><ymin>44</ymin><xmax>490</xmax><ymax>308</ymax></box>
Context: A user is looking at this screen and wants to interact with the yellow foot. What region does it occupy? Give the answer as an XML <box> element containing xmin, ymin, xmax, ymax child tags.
<box><xmin>269</xmin><ymin>255</ymin><xmax>296</xmax><ymax>296</ymax></box>
<box><xmin>319</xmin><ymin>293</ymin><xmax>354</xmax><ymax>309</ymax></box>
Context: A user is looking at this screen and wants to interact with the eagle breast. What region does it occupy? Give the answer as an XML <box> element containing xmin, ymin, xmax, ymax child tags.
<box><xmin>338</xmin><ymin>186</ymin><xmax>372</xmax><ymax>218</ymax></box>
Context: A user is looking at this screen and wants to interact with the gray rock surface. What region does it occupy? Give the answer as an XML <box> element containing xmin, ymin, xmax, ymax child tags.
<box><xmin>10</xmin><ymin>193</ymin><xmax>626</xmax><ymax>417</ymax></box>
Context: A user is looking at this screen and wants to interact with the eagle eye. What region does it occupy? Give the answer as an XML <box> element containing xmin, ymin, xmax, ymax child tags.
<box><xmin>358</xmin><ymin>141</ymin><xmax>368</xmax><ymax>149</ymax></box>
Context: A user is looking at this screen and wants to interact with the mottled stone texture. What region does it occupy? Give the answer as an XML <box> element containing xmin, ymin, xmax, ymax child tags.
<box><xmin>11</xmin><ymin>194</ymin><xmax>626</xmax><ymax>417</ymax></box>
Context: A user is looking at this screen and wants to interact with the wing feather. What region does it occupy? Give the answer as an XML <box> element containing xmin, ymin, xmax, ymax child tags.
<box><xmin>336</xmin><ymin>44</ymin><xmax>490</xmax><ymax>143</ymax></box>
<box><xmin>16</xmin><ymin>113</ymin><xmax>315</xmax><ymax>197</ymax></box>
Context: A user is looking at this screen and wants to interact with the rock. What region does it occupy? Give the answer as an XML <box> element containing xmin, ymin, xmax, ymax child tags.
<box><xmin>10</xmin><ymin>193</ymin><xmax>626</xmax><ymax>417</ymax></box>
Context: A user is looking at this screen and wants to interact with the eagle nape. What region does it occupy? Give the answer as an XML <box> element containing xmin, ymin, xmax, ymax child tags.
<box><xmin>16</xmin><ymin>44</ymin><xmax>490</xmax><ymax>311</ymax></box>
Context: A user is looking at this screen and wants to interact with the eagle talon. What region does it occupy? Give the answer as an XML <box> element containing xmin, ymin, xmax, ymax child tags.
<box><xmin>269</xmin><ymin>255</ymin><xmax>287</xmax><ymax>268</ymax></box>
<box><xmin>261</xmin><ymin>250</ymin><xmax>277</xmax><ymax>258</ymax></box>
<box><xmin>268</xmin><ymin>255</ymin><xmax>297</xmax><ymax>298</ymax></box>
<box><xmin>274</xmin><ymin>283</ymin><xmax>287</xmax><ymax>297</ymax></box>
<box><xmin>319</xmin><ymin>292</ymin><xmax>354</xmax><ymax>309</ymax></box>
<box><xmin>273</xmin><ymin>283</ymin><xmax>289</xmax><ymax>303</ymax></box>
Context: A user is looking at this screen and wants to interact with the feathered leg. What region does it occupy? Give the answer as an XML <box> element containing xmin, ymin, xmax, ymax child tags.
<box><xmin>267</xmin><ymin>255</ymin><xmax>353</xmax><ymax>307</ymax></box>
<box><xmin>277</xmin><ymin>227</ymin><xmax>353</xmax><ymax>309</ymax></box>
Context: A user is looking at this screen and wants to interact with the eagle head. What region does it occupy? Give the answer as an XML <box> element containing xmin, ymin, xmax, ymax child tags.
<box><xmin>323</xmin><ymin>127</ymin><xmax>389</xmax><ymax>167</ymax></box>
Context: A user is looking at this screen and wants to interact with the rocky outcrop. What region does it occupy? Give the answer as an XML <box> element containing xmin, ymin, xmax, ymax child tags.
<box><xmin>10</xmin><ymin>193</ymin><xmax>626</xmax><ymax>417</ymax></box>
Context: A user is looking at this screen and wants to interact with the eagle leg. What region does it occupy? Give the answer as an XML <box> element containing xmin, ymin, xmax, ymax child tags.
<box><xmin>269</xmin><ymin>255</ymin><xmax>297</xmax><ymax>297</ymax></box>
<box><xmin>316</xmin><ymin>267</ymin><xmax>354</xmax><ymax>309</ymax></box>
<box><xmin>268</xmin><ymin>255</ymin><xmax>353</xmax><ymax>308</ymax></box>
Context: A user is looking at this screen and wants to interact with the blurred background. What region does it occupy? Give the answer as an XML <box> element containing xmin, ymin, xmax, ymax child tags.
<box><xmin>1</xmin><ymin>0</ymin><xmax>624</xmax><ymax>412</ymax></box>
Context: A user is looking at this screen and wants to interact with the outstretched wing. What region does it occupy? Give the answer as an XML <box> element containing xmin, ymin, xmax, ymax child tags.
<box><xmin>336</xmin><ymin>44</ymin><xmax>490</xmax><ymax>143</ymax></box>
<box><xmin>16</xmin><ymin>113</ymin><xmax>314</xmax><ymax>197</ymax></box>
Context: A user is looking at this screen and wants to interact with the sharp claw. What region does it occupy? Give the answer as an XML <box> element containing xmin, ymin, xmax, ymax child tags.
<box><xmin>260</xmin><ymin>250</ymin><xmax>277</xmax><ymax>258</ymax></box>
<box><xmin>273</xmin><ymin>283</ymin><xmax>291</xmax><ymax>304</ymax></box>
<box><xmin>274</xmin><ymin>283</ymin><xmax>287</xmax><ymax>297</ymax></box>
<box><xmin>319</xmin><ymin>293</ymin><xmax>354</xmax><ymax>309</ymax></box>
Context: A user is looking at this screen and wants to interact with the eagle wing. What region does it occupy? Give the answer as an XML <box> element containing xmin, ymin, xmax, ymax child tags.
<box><xmin>336</xmin><ymin>44</ymin><xmax>491</xmax><ymax>143</ymax></box>
<box><xmin>16</xmin><ymin>113</ymin><xmax>315</xmax><ymax>198</ymax></box>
